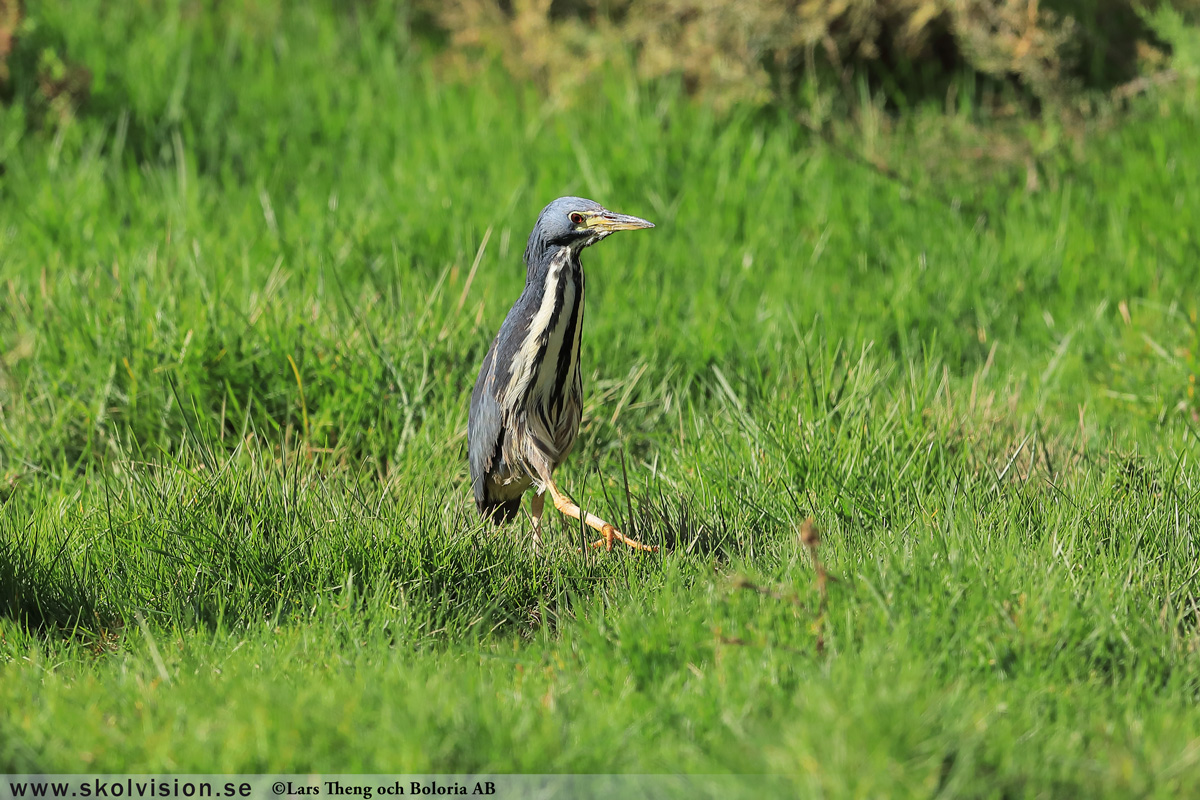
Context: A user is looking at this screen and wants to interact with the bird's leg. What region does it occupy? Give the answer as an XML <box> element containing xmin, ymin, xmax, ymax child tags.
<box><xmin>529</xmin><ymin>492</ymin><xmax>545</xmax><ymax>550</ymax></box>
<box><xmin>542</xmin><ymin>477</ymin><xmax>657</xmax><ymax>553</ymax></box>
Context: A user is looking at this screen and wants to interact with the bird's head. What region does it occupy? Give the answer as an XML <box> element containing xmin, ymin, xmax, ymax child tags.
<box><xmin>524</xmin><ymin>196</ymin><xmax>654</xmax><ymax>267</ymax></box>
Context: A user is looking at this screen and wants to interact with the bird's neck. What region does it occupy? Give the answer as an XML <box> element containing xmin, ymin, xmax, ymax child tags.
<box><xmin>523</xmin><ymin>246</ymin><xmax>584</xmax><ymax>314</ymax></box>
<box><xmin>526</xmin><ymin>243</ymin><xmax>581</xmax><ymax>284</ymax></box>
<box><xmin>502</xmin><ymin>245</ymin><xmax>586</xmax><ymax>418</ymax></box>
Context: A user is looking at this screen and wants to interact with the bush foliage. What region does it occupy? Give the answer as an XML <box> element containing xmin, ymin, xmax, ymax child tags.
<box><xmin>431</xmin><ymin>0</ymin><xmax>1187</xmax><ymax>111</ymax></box>
<box><xmin>0</xmin><ymin>0</ymin><xmax>17</xmax><ymax>85</ymax></box>
<box><xmin>0</xmin><ymin>1</ymin><xmax>1193</xmax><ymax>120</ymax></box>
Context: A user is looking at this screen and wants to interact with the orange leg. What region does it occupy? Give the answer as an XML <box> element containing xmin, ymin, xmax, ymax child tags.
<box><xmin>543</xmin><ymin>478</ymin><xmax>657</xmax><ymax>553</ymax></box>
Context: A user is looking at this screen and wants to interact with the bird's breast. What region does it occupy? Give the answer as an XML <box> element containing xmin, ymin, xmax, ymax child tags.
<box><xmin>502</xmin><ymin>249</ymin><xmax>585</xmax><ymax>464</ymax></box>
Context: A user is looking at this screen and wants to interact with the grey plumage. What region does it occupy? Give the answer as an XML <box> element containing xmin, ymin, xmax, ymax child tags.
<box><xmin>468</xmin><ymin>197</ymin><xmax>654</xmax><ymax>538</ymax></box>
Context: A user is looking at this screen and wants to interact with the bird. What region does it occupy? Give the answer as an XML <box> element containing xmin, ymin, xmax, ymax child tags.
<box><xmin>468</xmin><ymin>196</ymin><xmax>658</xmax><ymax>552</ymax></box>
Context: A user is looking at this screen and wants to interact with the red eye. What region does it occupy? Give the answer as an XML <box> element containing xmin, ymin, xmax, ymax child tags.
<box><xmin>569</xmin><ymin>212</ymin><xmax>585</xmax><ymax>225</ymax></box>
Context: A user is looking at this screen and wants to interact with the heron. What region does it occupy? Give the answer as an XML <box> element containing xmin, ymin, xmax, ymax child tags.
<box><xmin>467</xmin><ymin>196</ymin><xmax>658</xmax><ymax>552</ymax></box>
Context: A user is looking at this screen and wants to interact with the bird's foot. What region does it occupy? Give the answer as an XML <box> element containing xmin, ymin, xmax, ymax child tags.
<box><xmin>591</xmin><ymin>523</ymin><xmax>658</xmax><ymax>553</ymax></box>
<box><xmin>541</xmin><ymin>478</ymin><xmax>658</xmax><ymax>553</ymax></box>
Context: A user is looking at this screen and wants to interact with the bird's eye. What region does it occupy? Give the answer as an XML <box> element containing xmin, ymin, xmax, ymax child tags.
<box><xmin>569</xmin><ymin>212</ymin><xmax>585</xmax><ymax>226</ymax></box>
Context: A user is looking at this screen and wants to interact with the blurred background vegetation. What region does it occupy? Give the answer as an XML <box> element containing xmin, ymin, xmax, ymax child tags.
<box><xmin>3</xmin><ymin>0</ymin><xmax>1199</xmax><ymax>195</ymax></box>
<box><xmin>5</xmin><ymin>0</ymin><xmax>1198</xmax><ymax>120</ymax></box>
<box><xmin>434</xmin><ymin>0</ymin><xmax>1190</xmax><ymax>111</ymax></box>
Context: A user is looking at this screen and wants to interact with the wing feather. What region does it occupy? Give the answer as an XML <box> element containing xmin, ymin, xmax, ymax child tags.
<box><xmin>468</xmin><ymin>340</ymin><xmax>505</xmax><ymax>510</ymax></box>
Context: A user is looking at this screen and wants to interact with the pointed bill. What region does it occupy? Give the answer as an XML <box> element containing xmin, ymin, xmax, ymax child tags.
<box><xmin>587</xmin><ymin>211</ymin><xmax>655</xmax><ymax>232</ymax></box>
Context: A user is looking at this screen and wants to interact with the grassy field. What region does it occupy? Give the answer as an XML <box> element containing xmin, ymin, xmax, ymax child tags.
<box><xmin>2</xmin><ymin>1</ymin><xmax>1200</xmax><ymax>794</ymax></box>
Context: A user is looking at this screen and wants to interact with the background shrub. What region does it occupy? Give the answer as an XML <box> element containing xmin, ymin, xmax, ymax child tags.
<box><xmin>429</xmin><ymin>0</ymin><xmax>1190</xmax><ymax>112</ymax></box>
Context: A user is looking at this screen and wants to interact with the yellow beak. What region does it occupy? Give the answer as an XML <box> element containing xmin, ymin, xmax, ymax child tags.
<box><xmin>587</xmin><ymin>210</ymin><xmax>655</xmax><ymax>232</ymax></box>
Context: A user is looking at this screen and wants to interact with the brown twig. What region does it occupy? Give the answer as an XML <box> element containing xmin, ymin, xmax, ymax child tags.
<box><xmin>730</xmin><ymin>574</ymin><xmax>805</xmax><ymax>607</ymax></box>
<box><xmin>1111</xmin><ymin>69</ymin><xmax>1179</xmax><ymax>102</ymax></box>
<box><xmin>713</xmin><ymin>630</ymin><xmax>805</xmax><ymax>655</ymax></box>
<box><xmin>723</xmin><ymin>517</ymin><xmax>838</xmax><ymax>656</ymax></box>
<box><xmin>800</xmin><ymin>517</ymin><xmax>835</xmax><ymax>653</ymax></box>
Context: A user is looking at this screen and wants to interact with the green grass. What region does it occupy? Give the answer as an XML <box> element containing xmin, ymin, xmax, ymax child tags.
<box><xmin>2</xmin><ymin>0</ymin><xmax>1200</xmax><ymax>794</ymax></box>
